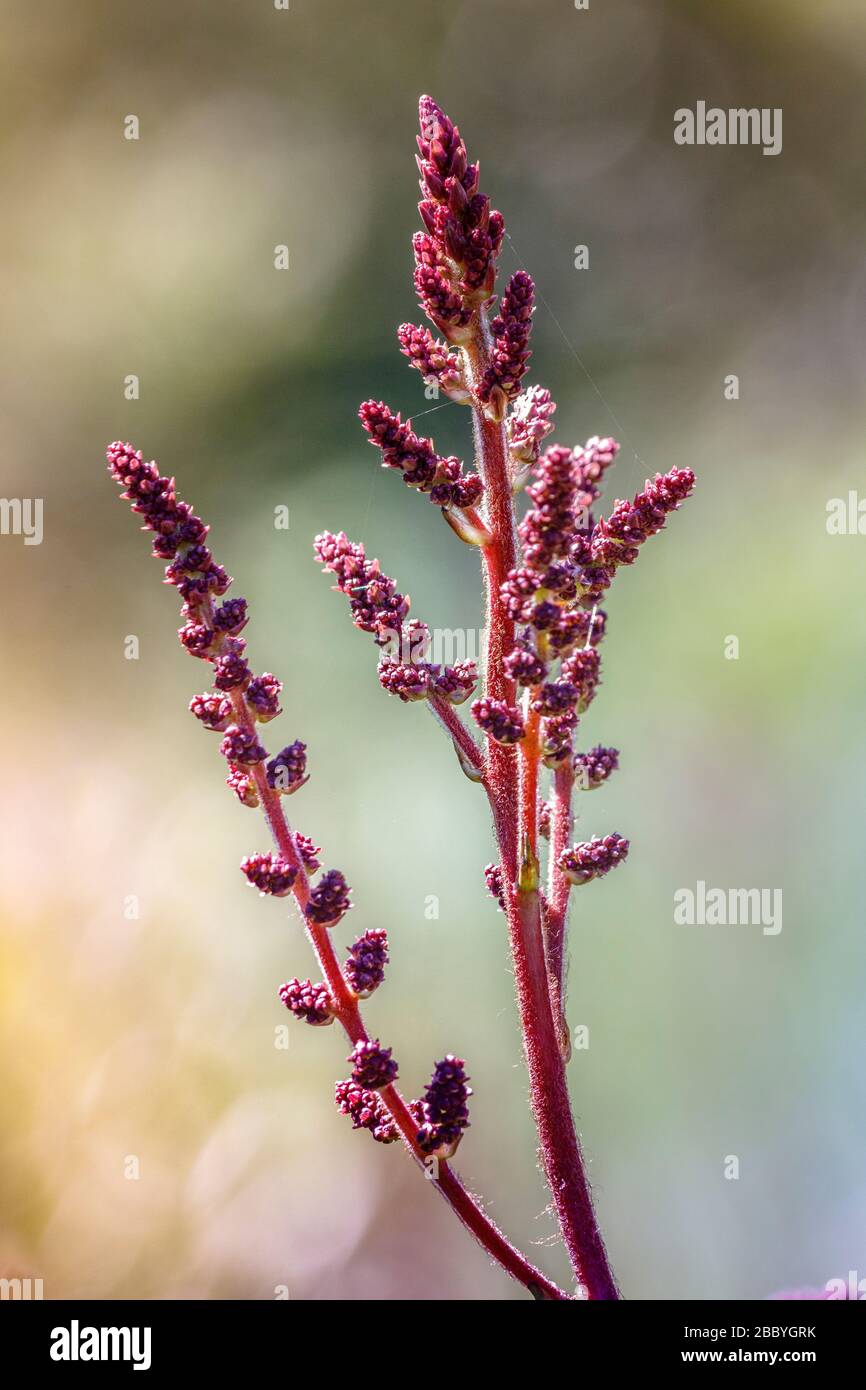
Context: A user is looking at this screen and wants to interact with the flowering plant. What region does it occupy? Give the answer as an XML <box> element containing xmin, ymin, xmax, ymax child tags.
<box><xmin>106</xmin><ymin>97</ymin><xmax>694</xmax><ymax>1300</ymax></box>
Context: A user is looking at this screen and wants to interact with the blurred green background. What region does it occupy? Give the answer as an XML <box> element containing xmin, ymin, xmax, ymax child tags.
<box><xmin>1</xmin><ymin>0</ymin><xmax>864</xmax><ymax>1300</ymax></box>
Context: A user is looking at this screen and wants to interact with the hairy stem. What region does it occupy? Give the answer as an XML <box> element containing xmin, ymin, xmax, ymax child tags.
<box><xmin>545</xmin><ymin>758</ymin><xmax>576</xmax><ymax>1061</ymax></box>
<box><xmin>508</xmin><ymin>880</ymin><xmax>617</xmax><ymax>1298</ymax></box>
<box><xmin>462</xmin><ymin>313</ymin><xmax>619</xmax><ymax>1299</ymax></box>
<box><xmin>427</xmin><ymin>692</ymin><xmax>486</xmax><ymax>784</ymax></box>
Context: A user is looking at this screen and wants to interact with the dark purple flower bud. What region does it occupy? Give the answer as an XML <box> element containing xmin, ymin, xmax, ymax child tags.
<box><xmin>479</xmin><ymin>271</ymin><xmax>534</xmax><ymax>410</ymax></box>
<box><xmin>315</xmin><ymin>531</ymin><xmax>410</xmax><ymax>638</ymax></box>
<box><xmin>295</xmin><ymin>833</ymin><xmax>321</xmax><ymax>872</ymax></box>
<box><xmin>500</xmin><ymin>567</ymin><xmax>542</xmax><ymax>622</ymax></box>
<box><xmin>397</xmin><ymin>323</ymin><xmax>470</xmax><ymax>402</ymax></box>
<box><xmin>573</xmin><ymin>435</ymin><xmax>620</xmax><ymax>493</ymax></box>
<box><xmin>220</xmin><ymin>724</ymin><xmax>267</xmax><ymax>765</ymax></box>
<box><xmin>213</xmin><ymin>649</ymin><xmax>251</xmax><ymax>691</ymax></box>
<box><xmin>266</xmin><ymin>741</ymin><xmax>307</xmax><ymax>793</ymax></box>
<box><xmin>213</xmin><ymin>597</ymin><xmax>249</xmax><ymax>636</ymax></box>
<box><xmin>151</xmin><ymin>533</ymin><xmax>178</xmax><ymax>561</ymax></box>
<box><xmin>540</xmin><ymin>562</ymin><xmax>577</xmax><ymax>599</ymax></box>
<box><xmin>350</xmin><ymin>1038</ymin><xmax>398</xmax><ymax>1091</ymax></box>
<box><xmin>335</xmin><ymin>1078</ymin><xmax>389</xmax><ymax>1137</ymax></box>
<box><xmin>241</xmin><ymin>852</ymin><xmax>298</xmax><ymax>897</ymax></box>
<box><xmin>562</xmin><ymin>647</ymin><xmax>601</xmax><ymax>712</ymax></box>
<box><xmin>358</xmin><ymin>399</ymin><xmax>463</xmax><ymax>500</ymax></box>
<box><xmin>178</xmin><ymin>621</ymin><xmax>215</xmax><ymax>659</ymax></box>
<box><xmin>414</xmin><ymin>102</ymin><xmax>504</xmax><ymax>299</ymax></box>
<box><xmin>107</xmin><ymin>443</ymin><xmax>182</xmax><ymax>536</ymax></box>
<box><xmin>416</xmin><ymin>1054</ymin><xmax>472</xmax><ymax>1158</ymax></box>
<box><xmin>431</xmin><ymin>660</ymin><xmax>477</xmax><ymax>704</ymax></box>
<box><xmin>548</xmin><ymin>607</ymin><xmax>607</xmax><ymax>655</ymax></box>
<box><xmin>246</xmin><ymin>672</ymin><xmax>283</xmax><ymax>722</ymax></box>
<box><xmin>176</xmin><ymin>514</ymin><xmax>209</xmax><ymax>545</ymax></box>
<box><xmin>591</xmin><ymin>466</ymin><xmax>695</xmax><ymax>567</ymax></box>
<box><xmin>345</xmin><ymin>929</ymin><xmax>389</xmax><ymax>998</ymax></box>
<box><xmin>451</xmin><ymin>472</ymin><xmax>485</xmax><ymax>509</ymax></box>
<box><xmin>504</xmin><ymin>641</ymin><xmax>547</xmax><ymax>687</ymax></box>
<box><xmin>539</xmin><ymin>801</ymin><xmax>552</xmax><ymax>839</ymax></box>
<box><xmin>335</xmin><ymin>1080</ymin><xmax>422</xmax><ymax>1144</ymax></box>
<box><xmin>173</xmin><ymin>543</ymin><xmax>212</xmax><ymax>575</ymax></box>
<box><xmin>378</xmin><ymin>658</ymin><xmax>432</xmax><ymax>702</ymax></box>
<box><xmin>412</xmin><ymin>233</ymin><xmax>474</xmax><ymax>338</ymax></box>
<box><xmin>532</xmin><ymin>679</ymin><xmax>579</xmax><ymax>715</ymax></box>
<box><xmin>278</xmin><ymin>978</ymin><xmax>333</xmax><ymax>1026</ymax></box>
<box><xmin>189</xmin><ymin>692</ymin><xmax>232</xmax><ymax>732</ymax></box>
<box><xmin>519</xmin><ymin>443</ymin><xmax>579</xmax><ymax>568</ymax></box>
<box><xmin>541</xmin><ymin>710</ymin><xmax>578</xmax><ymax>769</ymax></box>
<box><xmin>417</xmin><ymin>96</ymin><xmax>468</xmax><ymax>191</ymax></box>
<box><xmin>306</xmin><ymin>869</ymin><xmax>351</xmax><ymax>928</ymax></box>
<box><xmin>576</xmin><ymin>563</ymin><xmax>614</xmax><ymax>602</ymax></box>
<box><xmin>174</xmin><ymin>571</ymin><xmax>212</xmax><ymax>603</ymax></box>
<box><xmin>471</xmin><ymin>697</ymin><xmax>525</xmax><ymax>744</ymax></box>
<box><xmin>558</xmin><ymin>833</ymin><xmax>629</xmax><ymax>886</ymax></box>
<box><xmin>530</xmin><ymin>599</ymin><xmax>563</xmax><ymax>632</ymax></box>
<box><xmin>205</xmin><ymin>563</ymin><xmax>232</xmax><ymax>596</ymax></box>
<box><xmin>226</xmin><ymin>765</ymin><xmax>259</xmax><ymax>807</ymax></box>
<box><xmin>484</xmin><ymin>863</ymin><xmax>505</xmax><ymax>911</ymax></box>
<box><xmin>574</xmin><ymin>745</ymin><xmax>619</xmax><ymax>790</ymax></box>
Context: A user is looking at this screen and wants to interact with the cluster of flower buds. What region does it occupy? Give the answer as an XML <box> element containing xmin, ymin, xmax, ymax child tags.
<box><xmin>412</xmin><ymin>232</ymin><xmax>473</xmax><ymax>343</ymax></box>
<box><xmin>574</xmin><ymin>745</ymin><xmax>619</xmax><ymax>791</ymax></box>
<box><xmin>416</xmin><ymin>95</ymin><xmax>505</xmax><ymax>307</ymax></box>
<box><xmin>478</xmin><ymin>271</ymin><xmax>535</xmax><ymax>419</ymax></box>
<box><xmin>486</xmin><ymin>430</ymin><xmax>693</xmax><ymax>781</ymax></box>
<box><xmin>558</xmin><ymin>834</ymin><xmax>630</xmax><ymax>886</ymax></box>
<box><xmin>484</xmin><ymin>863</ymin><xmax>505</xmax><ymax>910</ymax></box>
<box><xmin>306</xmin><ymin>869</ymin><xmax>352</xmax><ymax>928</ymax></box>
<box><xmin>334</xmin><ymin>1081</ymin><xmax>426</xmax><ymax>1145</ymax></box>
<box><xmin>241</xmin><ymin>852</ymin><xmax>298</xmax><ymax>897</ymax></box>
<box><xmin>295</xmin><ymin>833</ymin><xmax>321</xmax><ymax>872</ymax></box>
<box><xmin>335</xmin><ymin>1051</ymin><xmax>472</xmax><ymax>1162</ymax></box>
<box><xmin>358</xmin><ymin>401</ymin><xmax>483</xmax><ymax>511</ymax></box>
<box><xmin>378</xmin><ymin>653</ymin><xmax>477</xmax><ymax>706</ymax></box>
<box><xmin>471</xmin><ymin>696</ymin><xmax>525</xmax><ymax>745</ymax></box>
<box><xmin>416</xmin><ymin>1055</ymin><xmax>472</xmax><ymax>1159</ymax></box>
<box><xmin>589</xmin><ymin>467</ymin><xmax>696</xmax><ymax>571</ymax></box>
<box><xmin>279</xmin><ymin>978</ymin><xmax>333</xmax><ymax>1026</ymax></box>
<box><xmin>108</xmin><ymin>442</ymin><xmax>328</xmax><ymax>898</ymax></box>
<box><xmin>507</xmin><ymin>385</ymin><xmax>557</xmax><ymax>487</ymax></box>
<box><xmin>315</xmin><ymin>531</ymin><xmax>478</xmax><ymax>708</ymax></box>
<box><xmin>350</xmin><ymin>1038</ymin><xmax>399</xmax><ymax>1091</ymax></box>
<box><xmin>108</xmin><ymin>444</ymin><xmax>388</xmax><ymax>1127</ymax></box>
<box><xmin>314</xmin><ymin>529</ymin><xmax>409</xmax><ymax>641</ymax></box>
<box><xmin>344</xmin><ymin>929</ymin><xmax>388</xmax><ymax>997</ymax></box>
<box><xmin>397</xmin><ymin>323</ymin><xmax>470</xmax><ymax>403</ymax></box>
<box><xmin>266</xmin><ymin>741</ymin><xmax>307</xmax><ymax>794</ymax></box>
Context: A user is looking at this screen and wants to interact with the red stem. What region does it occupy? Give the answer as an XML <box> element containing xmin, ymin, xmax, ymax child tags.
<box><xmin>545</xmin><ymin>758</ymin><xmax>576</xmax><ymax>1060</ymax></box>
<box><xmin>427</xmin><ymin>692</ymin><xmax>486</xmax><ymax>785</ymax></box>
<box><xmin>462</xmin><ymin>312</ymin><xmax>619</xmax><ymax>1299</ymax></box>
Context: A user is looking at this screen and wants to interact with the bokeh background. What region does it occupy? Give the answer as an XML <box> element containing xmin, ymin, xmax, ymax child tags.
<box><xmin>1</xmin><ymin>0</ymin><xmax>864</xmax><ymax>1300</ymax></box>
